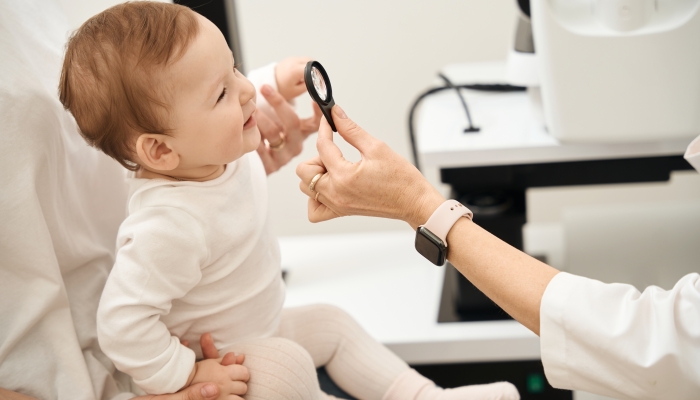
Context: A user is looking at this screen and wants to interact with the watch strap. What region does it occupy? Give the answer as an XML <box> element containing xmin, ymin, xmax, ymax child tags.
<box><xmin>422</xmin><ymin>200</ymin><xmax>473</xmax><ymax>244</ymax></box>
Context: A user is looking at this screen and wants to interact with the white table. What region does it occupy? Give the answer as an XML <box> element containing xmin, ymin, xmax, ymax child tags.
<box><xmin>280</xmin><ymin>230</ymin><xmax>539</xmax><ymax>365</ymax></box>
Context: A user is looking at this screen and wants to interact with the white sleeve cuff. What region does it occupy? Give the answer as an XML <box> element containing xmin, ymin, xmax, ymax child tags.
<box><xmin>539</xmin><ymin>272</ymin><xmax>576</xmax><ymax>390</ymax></box>
<box><xmin>132</xmin><ymin>337</ymin><xmax>196</xmax><ymax>394</ymax></box>
<box><xmin>247</xmin><ymin>62</ymin><xmax>278</xmax><ymax>96</ymax></box>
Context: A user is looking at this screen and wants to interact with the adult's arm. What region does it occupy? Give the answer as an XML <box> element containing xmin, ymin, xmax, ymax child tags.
<box><xmin>295</xmin><ymin>105</ymin><xmax>558</xmax><ymax>334</ymax></box>
<box><xmin>295</xmin><ymin>106</ymin><xmax>700</xmax><ymax>399</ymax></box>
<box><xmin>0</xmin><ymin>381</ymin><xmax>224</xmax><ymax>400</ymax></box>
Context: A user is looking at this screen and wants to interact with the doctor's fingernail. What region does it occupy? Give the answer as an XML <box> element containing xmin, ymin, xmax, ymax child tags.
<box><xmin>334</xmin><ymin>106</ymin><xmax>347</xmax><ymax>119</ymax></box>
<box><xmin>261</xmin><ymin>85</ymin><xmax>272</xmax><ymax>96</ymax></box>
<box><xmin>202</xmin><ymin>384</ymin><xmax>217</xmax><ymax>397</ymax></box>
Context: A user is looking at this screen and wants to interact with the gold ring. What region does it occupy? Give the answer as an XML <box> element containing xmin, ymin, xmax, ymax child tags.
<box><xmin>314</xmin><ymin>192</ymin><xmax>320</xmax><ymax>202</ymax></box>
<box><xmin>309</xmin><ymin>173</ymin><xmax>323</xmax><ymax>193</ymax></box>
<box><xmin>268</xmin><ymin>133</ymin><xmax>286</xmax><ymax>152</ymax></box>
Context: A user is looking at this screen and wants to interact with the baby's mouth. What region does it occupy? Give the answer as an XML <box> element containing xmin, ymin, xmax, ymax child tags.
<box><xmin>243</xmin><ymin>110</ymin><xmax>257</xmax><ymax>130</ymax></box>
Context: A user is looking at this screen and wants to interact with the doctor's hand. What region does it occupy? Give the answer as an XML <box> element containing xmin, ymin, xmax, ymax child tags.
<box><xmin>256</xmin><ymin>85</ymin><xmax>322</xmax><ymax>175</ymax></box>
<box><xmin>296</xmin><ymin>105</ymin><xmax>444</xmax><ymax>227</ymax></box>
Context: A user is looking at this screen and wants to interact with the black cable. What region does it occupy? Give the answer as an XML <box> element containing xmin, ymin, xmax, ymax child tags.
<box><xmin>407</xmin><ymin>82</ymin><xmax>526</xmax><ymax>172</ymax></box>
<box><xmin>438</xmin><ymin>73</ymin><xmax>480</xmax><ymax>134</ymax></box>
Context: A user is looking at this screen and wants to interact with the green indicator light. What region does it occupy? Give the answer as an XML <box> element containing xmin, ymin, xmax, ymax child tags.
<box><xmin>527</xmin><ymin>373</ymin><xmax>545</xmax><ymax>393</ymax></box>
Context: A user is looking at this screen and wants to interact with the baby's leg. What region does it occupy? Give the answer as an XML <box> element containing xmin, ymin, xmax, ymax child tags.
<box><xmin>277</xmin><ymin>304</ymin><xmax>407</xmax><ymax>399</ymax></box>
<box><xmin>222</xmin><ymin>337</ymin><xmax>334</xmax><ymax>400</ymax></box>
<box><xmin>278</xmin><ymin>304</ymin><xmax>519</xmax><ymax>400</ymax></box>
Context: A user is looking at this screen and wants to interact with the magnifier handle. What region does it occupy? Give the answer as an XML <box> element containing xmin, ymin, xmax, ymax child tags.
<box><xmin>320</xmin><ymin>99</ymin><xmax>337</xmax><ymax>132</ymax></box>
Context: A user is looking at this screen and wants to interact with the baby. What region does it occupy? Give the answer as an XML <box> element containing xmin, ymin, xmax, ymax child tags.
<box><xmin>59</xmin><ymin>2</ymin><xmax>518</xmax><ymax>400</ymax></box>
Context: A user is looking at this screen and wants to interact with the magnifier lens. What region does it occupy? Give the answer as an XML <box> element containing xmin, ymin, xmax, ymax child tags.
<box><xmin>304</xmin><ymin>60</ymin><xmax>336</xmax><ymax>132</ymax></box>
<box><xmin>311</xmin><ymin>67</ymin><xmax>327</xmax><ymax>101</ymax></box>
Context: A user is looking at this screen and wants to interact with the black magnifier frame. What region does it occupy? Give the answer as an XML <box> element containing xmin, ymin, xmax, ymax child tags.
<box><xmin>304</xmin><ymin>61</ymin><xmax>337</xmax><ymax>132</ymax></box>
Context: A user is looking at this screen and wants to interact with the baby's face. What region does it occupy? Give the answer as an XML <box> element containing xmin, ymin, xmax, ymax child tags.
<box><xmin>164</xmin><ymin>14</ymin><xmax>259</xmax><ymax>169</ymax></box>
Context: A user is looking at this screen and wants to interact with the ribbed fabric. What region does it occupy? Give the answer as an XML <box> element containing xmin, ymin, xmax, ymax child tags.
<box><xmin>382</xmin><ymin>369</ymin><xmax>520</xmax><ymax>400</ymax></box>
<box><xmin>222</xmin><ymin>337</ymin><xmax>324</xmax><ymax>400</ymax></box>
<box><xmin>219</xmin><ymin>305</ymin><xmax>518</xmax><ymax>400</ymax></box>
<box><xmin>278</xmin><ymin>304</ymin><xmax>410</xmax><ymax>400</ymax></box>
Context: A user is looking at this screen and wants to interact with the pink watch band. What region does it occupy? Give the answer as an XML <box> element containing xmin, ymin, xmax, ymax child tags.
<box><xmin>422</xmin><ymin>200</ymin><xmax>473</xmax><ymax>245</ymax></box>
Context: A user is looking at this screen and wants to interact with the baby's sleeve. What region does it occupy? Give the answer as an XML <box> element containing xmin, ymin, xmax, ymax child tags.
<box><xmin>246</xmin><ymin>62</ymin><xmax>278</xmax><ymax>108</ymax></box>
<box><xmin>97</xmin><ymin>207</ymin><xmax>209</xmax><ymax>395</ymax></box>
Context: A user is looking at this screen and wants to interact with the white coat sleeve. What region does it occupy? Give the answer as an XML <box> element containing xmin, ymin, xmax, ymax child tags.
<box><xmin>246</xmin><ymin>62</ymin><xmax>296</xmax><ymax>127</ymax></box>
<box><xmin>97</xmin><ymin>207</ymin><xmax>208</xmax><ymax>395</ymax></box>
<box><xmin>540</xmin><ymin>272</ymin><xmax>700</xmax><ymax>400</ymax></box>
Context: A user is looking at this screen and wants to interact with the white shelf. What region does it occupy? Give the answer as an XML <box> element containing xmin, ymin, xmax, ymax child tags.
<box><xmin>416</xmin><ymin>62</ymin><xmax>692</xmax><ymax>169</ymax></box>
<box><xmin>280</xmin><ymin>230</ymin><xmax>539</xmax><ymax>365</ymax></box>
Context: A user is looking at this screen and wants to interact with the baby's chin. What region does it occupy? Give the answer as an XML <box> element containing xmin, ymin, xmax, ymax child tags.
<box><xmin>243</xmin><ymin>126</ymin><xmax>262</xmax><ymax>153</ymax></box>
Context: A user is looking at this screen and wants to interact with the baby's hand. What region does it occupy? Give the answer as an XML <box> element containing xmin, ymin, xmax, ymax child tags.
<box><xmin>275</xmin><ymin>57</ymin><xmax>311</xmax><ymax>101</ymax></box>
<box><xmin>185</xmin><ymin>358</ymin><xmax>250</xmax><ymax>400</ymax></box>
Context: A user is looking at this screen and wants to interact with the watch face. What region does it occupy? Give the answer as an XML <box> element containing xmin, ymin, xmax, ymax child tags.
<box><xmin>415</xmin><ymin>227</ymin><xmax>447</xmax><ymax>266</ymax></box>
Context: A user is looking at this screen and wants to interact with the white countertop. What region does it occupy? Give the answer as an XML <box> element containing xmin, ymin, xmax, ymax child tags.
<box><xmin>416</xmin><ymin>62</ymin><xmax>692</xmax><ymax>169</ymax></box>
<box><xmin>280</xmin><ymin>230</ymin><xmax>539</xmax><ymax>365</ymax></box>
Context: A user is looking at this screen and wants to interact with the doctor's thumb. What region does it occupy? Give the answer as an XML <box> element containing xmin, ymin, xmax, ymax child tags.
<box><xmin>331</xmin><ymin>105</ymin><xmax>375</xmax><ymax>153</ymax></box>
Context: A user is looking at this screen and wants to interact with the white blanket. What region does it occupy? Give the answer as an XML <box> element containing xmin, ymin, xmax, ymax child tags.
<box><xmin>0</xmin><ymin>1</ymin><xmax>135</xmax><ymax>399</ymax></box>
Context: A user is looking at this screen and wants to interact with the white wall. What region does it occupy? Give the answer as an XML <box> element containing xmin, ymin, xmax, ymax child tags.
<box><xmin>236</xmin><ymin>0</ymin><xmax>519</xmax><ymax>236</ymax></box>
<box><xmin>56</xmin><ymin>0</ymin><xmax>168</xmax><ymax>31</ymax></box>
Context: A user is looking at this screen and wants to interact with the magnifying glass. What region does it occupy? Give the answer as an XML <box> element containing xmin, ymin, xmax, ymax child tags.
<box><xmin>304</xmin><ymin>61</ymin><xmax>337</xmax><ymax>132</ymax></box>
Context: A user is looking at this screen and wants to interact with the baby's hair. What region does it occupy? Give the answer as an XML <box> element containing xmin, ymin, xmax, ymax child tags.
<box><xmin>59</xmin><ymin>1</ymin><xmax>199</xmax><ymax>170</ymax></box>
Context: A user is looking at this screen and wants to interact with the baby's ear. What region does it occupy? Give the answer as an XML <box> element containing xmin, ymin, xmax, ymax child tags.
<box><xmin>135</xmin><ymin>134</ymin><xmax>180</xmax><ymax>171</ymax></box>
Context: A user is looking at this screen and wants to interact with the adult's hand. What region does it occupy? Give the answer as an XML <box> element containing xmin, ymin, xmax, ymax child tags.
<box><xmin>295</xmin><ymin>105</ymin><xmax>444</xmax><ymax>228</ymax></box>
<box><xmin>0</xmin><ymin>388</ymin><xmax>37</xmax><ymax>400</ymax></box>
<box><xmin>256</xmin><ymin>86</ymin><xmax>322</xmax><ymax>175</ymax></box>
<box><xmin>134</xmin><ymin>333</ymin><xmax>248</xmax><ymax>400</ymax></box>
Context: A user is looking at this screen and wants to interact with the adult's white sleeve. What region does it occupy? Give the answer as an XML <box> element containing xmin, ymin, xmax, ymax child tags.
<box><xmin>97</xmin><ymin>207</ymin><xmax>209</xmax><ymax>395</ymax></box>
<box><xmin>540</xmin><ymin>272</ymin><xmax>700</xmax><ymax>399</ymax></box>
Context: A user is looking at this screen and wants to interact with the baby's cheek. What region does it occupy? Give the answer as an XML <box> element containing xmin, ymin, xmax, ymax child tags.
<box><xmin>243</xmin><ymin>126</ymin><xmax>261</xmax><ymax>153</ymax></box>
<box><xmin>219</xmin><ymin>133</ymin><xmax>247</xmax><ymax>161</ymax></box>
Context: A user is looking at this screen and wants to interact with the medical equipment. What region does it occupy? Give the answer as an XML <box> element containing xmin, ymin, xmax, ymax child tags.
<box><xmin>304</xmin><ymin>61</ymin><xmax>337</xmax><ymax>132</ymax></box>
<box><xmin>513</xmin><ymin>0</ymin><xmax>700</xmax><ymax>143</ymax></box>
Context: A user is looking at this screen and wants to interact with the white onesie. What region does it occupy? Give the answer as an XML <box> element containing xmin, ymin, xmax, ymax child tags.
<box><xmin>96</xmin><ymin>152</ymin><xmax>285</xmax><ymax>394</ymax></box>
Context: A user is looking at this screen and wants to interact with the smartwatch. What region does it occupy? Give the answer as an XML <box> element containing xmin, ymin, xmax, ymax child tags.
<box><xmin>415</xmin><ymin>200</ymin><xmax>473</xmax><ymax>266</ymax></box>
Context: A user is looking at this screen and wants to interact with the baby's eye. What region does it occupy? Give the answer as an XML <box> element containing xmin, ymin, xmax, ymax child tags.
<box><xmin>217</xmin><ymin>87</ymin><xmax>227</xmax><ymax>103</ymax></box>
